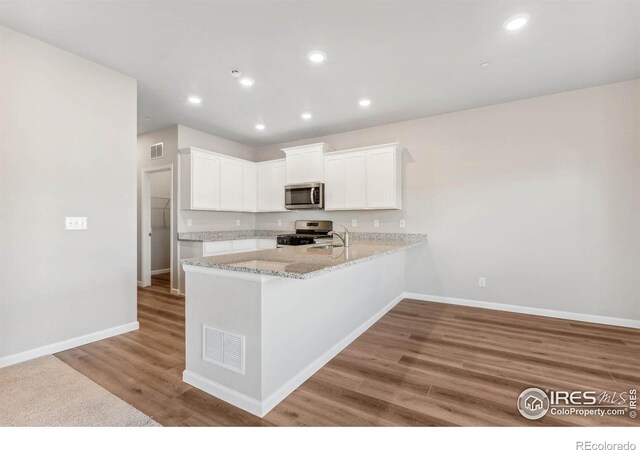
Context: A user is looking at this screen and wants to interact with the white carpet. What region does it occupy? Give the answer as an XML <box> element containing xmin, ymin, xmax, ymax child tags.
<box><xmin>0</xmin><ymin>356</ymin><xmax>160</xmax><ymax>427</ymax></box>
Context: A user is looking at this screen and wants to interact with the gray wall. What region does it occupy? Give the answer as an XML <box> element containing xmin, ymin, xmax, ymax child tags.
<box><xmin>0</xmin><ymin>26</ymin><xmax>138</xmax><ymax>359</ymax></box>
<box><xmin>253</xmin><ymin>80</ymin><xmax>640</xmax><ymax>321</ymax></box>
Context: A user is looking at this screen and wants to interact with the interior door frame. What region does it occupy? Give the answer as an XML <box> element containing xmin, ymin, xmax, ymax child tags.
<box><xmin>140</xmin><ymin>164</ymin><xmax>174</xmax><ymax>289</ymax></box>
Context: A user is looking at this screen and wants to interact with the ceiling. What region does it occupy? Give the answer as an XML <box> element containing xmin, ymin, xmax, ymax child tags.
<box><xmin>1</xmin><ymin>1</ymin><xmax>639</xmax><ymax>146</ymax></box>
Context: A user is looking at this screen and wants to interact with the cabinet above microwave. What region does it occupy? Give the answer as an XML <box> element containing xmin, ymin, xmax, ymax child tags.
<box><xmin>281</xmin><ymin>142</ymin><xmax>334</xmax><ymax>184</ymax></box>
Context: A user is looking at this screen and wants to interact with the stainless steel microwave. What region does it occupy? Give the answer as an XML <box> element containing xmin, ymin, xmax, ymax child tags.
<box><xmin>284</xmin><ymin>182</ymin><xmax>324</xmax><ymax>210</ymax></box>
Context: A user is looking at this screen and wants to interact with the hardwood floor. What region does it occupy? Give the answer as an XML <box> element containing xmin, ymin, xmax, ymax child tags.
<box><xmin>149</xmin><ymin>272</ymin><xmax>171</xmax><ymax>294</ymax></box>
<box><xmin>55</xmin><ymin>285</ymin><xmax>640</xmax><ymax>426</ymax></box>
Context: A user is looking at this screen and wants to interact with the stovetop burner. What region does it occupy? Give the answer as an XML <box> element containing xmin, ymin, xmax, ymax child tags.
<box><xmin>276</xmin><ymin>220</ymin><xmax>334</xmax><ymax>246</ymax></box>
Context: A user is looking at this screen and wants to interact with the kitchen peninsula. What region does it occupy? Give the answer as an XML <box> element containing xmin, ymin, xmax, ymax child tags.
<box><xmin>181</xmin><ymin>233</ymin><xmax>426</xmax><ymax>417</ymax></box>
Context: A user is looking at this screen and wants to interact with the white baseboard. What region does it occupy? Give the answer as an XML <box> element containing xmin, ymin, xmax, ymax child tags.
<box><xmin>404</xmin><ymin>292</ymin><xmax>640</xmax><ymax>330</ymax></box>
<box><xmin>0</xmin><ymin>321</ymin><xmax>139</xmax><ymax>370</ymax></box>
<box><xmin>183</xmin><ymin>292</ymin><xmax>405</xmax><ymax>417</ymax></box>
<box><xmin>151</xmin><ymin>269</ymin><xmax>170</xmax><ymax>275</ymax></box>
<box><xmin>137</xmin><ymin>281</ymin><xmax>144</xmax><ymax>287</ymax></box>
<box><xmin>170</xmin><ymin>288</ymin><xmax>184</xmax><ymax>297</ymax></box>
<box><xmin>183</xmin><ymin>370</ymin><xmax>263</xmax><ymax>416</ymax></box>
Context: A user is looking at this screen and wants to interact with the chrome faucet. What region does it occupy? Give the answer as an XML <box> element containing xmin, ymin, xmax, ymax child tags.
<box><xmin>329</xmin><ymin>225</ymin><xmax>350</xmax><ymax>248</ymax></box>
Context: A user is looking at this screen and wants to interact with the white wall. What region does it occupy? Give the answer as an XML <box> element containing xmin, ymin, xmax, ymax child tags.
<box><xmin>0</xmin><ymin>26</ymin><xmax>138</xmax><ymax>361</ymax></box>
<box><xmin>253</xmin><ymin>80</ymin><xmax>640</xmax><ymax>322</ymax></box>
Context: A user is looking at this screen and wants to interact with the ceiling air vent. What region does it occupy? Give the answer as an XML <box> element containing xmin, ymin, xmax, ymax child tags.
<box><xmin>202</xmin><ymin>325</ymin><xmax>245</xmax><ymax>374</ymax></box>
<box><xmin>150</xmin><ymin>142</ymin><xmax>164</xmax><ymax>159</ymax></box>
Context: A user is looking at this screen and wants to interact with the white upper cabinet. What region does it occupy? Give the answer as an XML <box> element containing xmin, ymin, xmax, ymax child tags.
<box><xmin>344</xmin><ymin>152</ymin><xmax>367</xmax><ymax>209</ymax></box>
<box><xmin>219</xmin><ymin>156</ymin><xmax>243</xmax><ymax>211</ymax></box>
<box><xmin>324</xmin><ymin>154</ymin><xmax>345</xmax><ymax>210</ymax></box>
<box><xmin>181</xmin><ymin>148</ymin><xmax>220</xmax><ymax>210</ymax></box>
<box><xmin>242</xmin><ymin>163</ymin><xmax>257</xmax><ymax>212</ymax></box>
<box><xmin>323</xmin><ymin>143</ymin><xmax>402</xmax><ymax>210</ymax></box>
<box><xmin>257</xmin><ymin>159</ymin><xmax>287</xmax><ymax>212</ymax></box>
<box><xmin>179</xmin><ymin>147</ymin><xmax>258</xmax><ymax>212</ymax></box>
<box><xmin>282</xmin><ymin>143</ymin><xmax>333</xmax><ymax>184</ymax></box>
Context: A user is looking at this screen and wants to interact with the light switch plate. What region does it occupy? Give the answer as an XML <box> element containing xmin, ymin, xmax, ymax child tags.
<box><xmin>351</xmin><ymin>219</ymin><xmax>357</xmax><ymax>227</ymax></box>
<box><xmin>236</xmin><ymin>219</ymin><xmax>241</xmax><ymax>227</ymax></box>
<box><xmin>373</xmin><ymin>219</ymin><xmax>379</xmax><ymax>228</ymax></box>
<box><xmin>65</xmin><ymin>217</ymin><xmax>87</xmax><ymax>230</ymax></box>
<box><xmin>186</xmin><ymin>219</ymin><xmax>193</xmax><ymax>227</ymax></box>
<box><xmin>400</xmin><ymin>220</ymin><xmax>406</xmax><ymax>228</ymax></box>
<box><xmin>277</xmin><ymin>219</ymin><xmax>282</xmax><ymax>227</ymax></box>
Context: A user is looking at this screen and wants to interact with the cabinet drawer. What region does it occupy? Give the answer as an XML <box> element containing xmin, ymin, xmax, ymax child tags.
<box><xmin>203</xmin><ymin>241</ymin><xmax>233</xmax><ymax>256</ymax></box>
<box><xmin>232</xmin><ymin>239</ymin><xmax>257</xmax><ymax>252</ymax></box>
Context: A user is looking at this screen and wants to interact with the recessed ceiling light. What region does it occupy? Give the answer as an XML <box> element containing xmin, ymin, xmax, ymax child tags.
<box><xmin>187</xmin><ymin>96</ymin><xmax>202</xmax><ymax>104</ymax></box>
<box><xmin>358</xmin><ymin>98</ymin><xmax>371</xmax><ymax>107</ymax></box>
<box><xmin>255</xmin><ymin>123</ymin><xmax>265</xmax><ymax>130</ymax></box>
<box><xmin>239</xmin><ymin>76</ymin><xmax>255</xmax><ymax>87</ymax></box>
<box><xmin>307</xmin><ymin>50</ymin><xmax>326</xmax><ymax>63</ymax></box>
<box><xmin>301</xmin><ymin>112</ymin><xmax>313</xmax><ymax>120</ymax></box>
<box><xmin>503</xmin><ymin>14</ymin><xmax>529</xmax><ymax>31</ymax></box>
<box><xmin>480</xmin><ymin>61</ymin><xmax>491</xmax><ymax>68</ymax></box>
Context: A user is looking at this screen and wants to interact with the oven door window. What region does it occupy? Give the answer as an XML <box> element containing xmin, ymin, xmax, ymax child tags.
<box><xmin>286</xmin><ymin>187</ymin><xmax>313</xmax><ymax>205</ymax></box>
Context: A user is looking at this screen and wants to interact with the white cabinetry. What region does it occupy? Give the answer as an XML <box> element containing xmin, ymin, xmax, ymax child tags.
<box><xmin>282</xmin><ymin>143</ymin><xmax>333</xmax><ymax>184</ymax></box>
<box><xmin>323</xmin><ymin>143</ymin><xmax>401</xmax><ymax>210</ymax></box>
<box><xmin>242</xmin><ymin>164</ymin><xmax>257</xmax><ymax>212</ymax></box>
<box><xmin>219</xmin><ymin>157</ymin><xmax>243</xmax><ymax>211</ymax></box>
<box><xmin>202</xmin><ymin>239</ymin><xmax>276</xmax><ymax>257</ymax></box>
<box><xmin>257</xmin><ymin>159</ymin><xmax>287</xmax><ymax>212</ymax></box>
<box><xmin>180</xmin><ymin>148</ymin><xmax>221</xmax><ymax>210</ymax></box>
<box><xmin>324</xmin><ymin>154</ymin><xmax>345</xmax><ymax>210</ymax></box>
<box><xmin>344</xmin><ymin>152</ymin><xmax>367</xmax><ymax>209</ymax></box>
<box><xmin>179</xmin><ymin>147</ymin><xmax>258</xmax><ymax>212</ymax></box>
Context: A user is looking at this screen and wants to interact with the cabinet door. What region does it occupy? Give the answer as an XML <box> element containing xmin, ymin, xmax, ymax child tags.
<box><xmin>344</xmin><ymin>152</ymin><xmax>366</xmax><ymax>209</ymax></box>
<box><xmin>271</xmin><ymin>162</ymin><xmax>286</xmax><ymax>211</ymax></box>
<box><xmin>242</xmin><ymin>163</ymin><xmax>257</xmax><ymax>212</ymax></box>
<box><xmin>219</xmin><ymin>157</ymin><xmax>243</xmax><ymax>210</ymax></box>
<box><xmin>192</xmin><ymin>151</ymin><xmax>220</xmax><ymax>209</ymax></box>
<box><xmin>365</xmin><ymin>148</ymin><xmax>395</xmax><ymax>208</ymax></box>
<box><xmin>286</xmin><ymin>147</ymin><xmax>325</xmax><ymax>184</ymax></box>
<box><xmin>324</xmin><ymin>154</ymin><xmax>345</xmax><ymax>209</ymax></box>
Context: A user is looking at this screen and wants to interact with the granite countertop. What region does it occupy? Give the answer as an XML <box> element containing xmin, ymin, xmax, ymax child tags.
<box><xmin>181</xmin><ymin>237</ymin><xmax>427</xmax><ymax>279</ymax></box>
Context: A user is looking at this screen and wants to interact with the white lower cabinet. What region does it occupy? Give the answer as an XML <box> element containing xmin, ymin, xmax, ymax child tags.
<box><xmin>324</xmin><ymin>143</ymin><xmax>401</xmax><ymax>210</ymax></box>
<box><xmin>202</xmin><ymin>239</ymin><xmax>276</xmax><ymax>257</ymax></box>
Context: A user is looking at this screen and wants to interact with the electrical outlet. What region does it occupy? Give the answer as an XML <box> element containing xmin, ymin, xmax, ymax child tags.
<box><xmin>65</xmin><ymin>217</ymin><xmax>87</xmax><ymax>230</ymax></box>
<box><xmin>400</xmin><ymin>219</ymin><xmax>406</xmax><ymax>228</ymax></box>
<box><xmin>236</xmin><ymin>219</ymin><xmax>241</xmax><ymax>227</ymax></box>
<box><xmin>277</xmin><ymin>219</ymin><xmax>282</xmax><ymax>227</ymax></box>
<box><xmin>373</xmin><ymin>219</ymin><xmax>379</xmax><ymax>228</ymax></box>
<box><xmin>479</xmin><ymin>277</ymin><xmax>486</xmax><ymax>287</ymax></box>
<box><xmin>351</xmin><ymin>219</ymin><xmax>357</xmax><ymax>227</ymax></box>
<box><xmin>186</xmin><ymin>219</ymin><xmax>193</xmax><ymax>227</ymax></box>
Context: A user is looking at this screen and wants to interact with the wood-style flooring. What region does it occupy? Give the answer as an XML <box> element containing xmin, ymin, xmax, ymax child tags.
<box><xmin>55</xmin><ymin>281</ymin><xmax>640</xmax><ymax>426</ymax></box>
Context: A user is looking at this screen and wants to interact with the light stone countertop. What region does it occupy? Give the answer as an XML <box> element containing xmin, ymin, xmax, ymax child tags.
<box><xmin>181</xmin><ymin>238</ymin><xmax>427</xmax><ymax>279</ymax></box>
<box><xmin>178</xmin><ymin>230</ymin><xmax>283</xmax><ymax>242</ymax></box>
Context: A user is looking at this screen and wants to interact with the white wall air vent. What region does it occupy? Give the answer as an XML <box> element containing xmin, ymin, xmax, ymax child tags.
<box><xmin>150</xmin><ymin>142</ymin><xmax>164</xmax><ymax>159</ymax></box>
<box><xmin>202</xmin><ymin>325</ymin><xmax>245</xmax><ymax>374</ymax></box>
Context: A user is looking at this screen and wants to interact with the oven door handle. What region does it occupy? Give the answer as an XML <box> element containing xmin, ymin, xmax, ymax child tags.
<box><xmin>310</xmin><ymin>187</ymin><xmax>315</xmax><ymax>204</ymax></box>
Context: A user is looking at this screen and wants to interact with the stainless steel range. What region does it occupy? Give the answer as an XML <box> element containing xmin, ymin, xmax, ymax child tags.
<box><xmin>276</xmin><ymin>220</ymin><xmax>333</xmax><ymax>247</ymax></box>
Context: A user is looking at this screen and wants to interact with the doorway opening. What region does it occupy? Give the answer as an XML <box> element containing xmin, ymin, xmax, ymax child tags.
<box><xmin>141</xmin><ymin>165</ymin><xmax>174</xmax><ymax>293</ymax></box>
